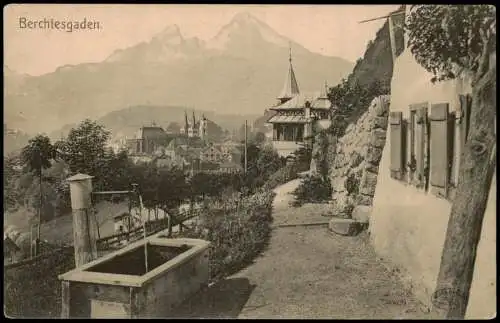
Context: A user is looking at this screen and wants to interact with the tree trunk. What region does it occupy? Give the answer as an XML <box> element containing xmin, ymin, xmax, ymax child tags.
<box><xmin>432</xmin><ymin>57</ymin><xmax>496</xmax><ymax>318</ymax></box>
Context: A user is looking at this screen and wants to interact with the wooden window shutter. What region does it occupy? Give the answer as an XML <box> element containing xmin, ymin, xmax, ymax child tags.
<box><xmin>429</xmin><ymin>103</ymin><xmax>450</xmax><ymax>198</ymax></box>
<box><xmin>389</xmin><ymin>111</ymin><xmax>404</xmax><ymax>180</ymax></box>
<box><xmin>410</xmin><ymin>103</ymin><xmax>429</xmax><ymax>189</ymax></box>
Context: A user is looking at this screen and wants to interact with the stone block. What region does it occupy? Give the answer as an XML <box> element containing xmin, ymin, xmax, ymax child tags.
<box><xmin>364</xmin><ymin>163</ymin><xmax>380</xmax><ymax>174</ymax></box>
<box><xmin>349</xmin><ymin>151</ymin><xmax>364</xmax><ymax>168</ymax></box>
<box><xmin>370</xmin><ymin>129</ymin><xmax>387</xmax><ymax>148</ymax></box>
<box><xmin>332</xmin><ymin>176</ymin><xmax>346</xmax><ymax>193</ymax></box>
<box><xmin>359</xmin><ymin>171</ymin><xmax>379</xmax><ymax>196</ymax></box>
<box><xmin>351</xmin><ymin>205</ymin><xmax>372</xmax><ymax>224</ymax></box>
<box><xmin>328</xmin><ymin>218</ymin><xmax>365</xmax><ymax>236</ymax></box>
<box><xmin>366</xmin><ymin>146</ymin><xmax>383</xmax><ymax>165</ymax></box>
<box><xmin>331</xmin><ymin>193</ymin><xmax>355</xmax><ymax>218</ymax></box>
<box><xmin>372</xmin><ymin>116</ymin><xmax>389</xmax><ymax>130</ymax></box>
<box><xmin>374</xmin><ymin>98</ymin><xmax>390</xmax><ymax>116</ymax></box>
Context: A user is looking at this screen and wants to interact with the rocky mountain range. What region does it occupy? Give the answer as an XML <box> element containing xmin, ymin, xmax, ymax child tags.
<box><xmin>4</xmin><ymin>12</ymin><xmax>353</xmax><ymax>138</ymax></box>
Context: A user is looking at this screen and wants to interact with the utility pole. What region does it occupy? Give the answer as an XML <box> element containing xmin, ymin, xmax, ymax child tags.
<box><xmin>244</xmin><ymin>120</ymin><xmax>248</xmax><ymax>174</ymax></box>
<box><xmin>36</xmin><ymin>148</ymin><xmax>42</xmax><ymax>257</ymax></box>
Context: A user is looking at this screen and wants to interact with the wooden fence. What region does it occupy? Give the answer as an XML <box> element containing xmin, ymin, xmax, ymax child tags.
<box><xmin>4</xmin><ymin>209</ymin><xmax>202</xmax><ymax>269</ymax></box>
<box><xmin>4</xmin><ymin>202</ymin><xmax>242</xmax><ymax>269</ymax></box>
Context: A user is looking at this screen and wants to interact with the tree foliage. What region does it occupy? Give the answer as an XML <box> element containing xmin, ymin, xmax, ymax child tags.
<box><xmin>327</xmin><ymin>78</ymin><xmax>388</xmax><ymax>137</ymax></box>
<box><xmin>240</xmin><ymin>143</ymin><xmax>284</xmax><ymax>192</ymax></box>
<box><xmin>21</xmin><ymin>135</ymin><xmax>55</xmax><ymax>177</ymax></box>
<box><xmin>406</xmin><ymin>5</ymin><xmax>496</xmax><ymax>83</ymax></box>
<box><xmin>294</xmin><ymin>146</ymin><xmax>313</xmax><ymax>172</ymax></box>
<box><xmin>57</xmin><ymin>119</ymin><xmax>111</xmax><ymax>176</ymax></box>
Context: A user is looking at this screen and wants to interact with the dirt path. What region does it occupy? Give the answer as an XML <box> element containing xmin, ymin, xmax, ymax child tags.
<box><xmin>174</xmin><ymin>180</ymin><xmax>433</xmax><ymax>319</ymax></box>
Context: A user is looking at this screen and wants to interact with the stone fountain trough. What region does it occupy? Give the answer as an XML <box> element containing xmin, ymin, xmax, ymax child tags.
<box><xmin>58</xmin><ymin>233</ymin><xmax>210</xmax><ymax>318</ymax></box>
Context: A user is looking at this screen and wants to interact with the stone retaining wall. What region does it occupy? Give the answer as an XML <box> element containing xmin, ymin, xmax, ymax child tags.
<box><xmin>327</xmin><ymin>95</ymin><xmax>390</xmax><ymax>219</ymax></box>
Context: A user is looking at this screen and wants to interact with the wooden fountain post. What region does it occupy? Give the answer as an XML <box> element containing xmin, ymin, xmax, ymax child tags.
<box><xmin>67</xmin><ymin>173</ymin><xmax>98</xmax><ymax>267</ymax></box>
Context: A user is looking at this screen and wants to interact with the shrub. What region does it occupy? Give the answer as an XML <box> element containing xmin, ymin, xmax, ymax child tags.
<box><xmin>262</xmin><ymin>164</ymin><xmax>299</xmax><ymax>190</ymax></box>
<box><xmin>4</xmin><ymin>247</ymin><xmax>75</xmax><ymax>318</ymax></box>
<box><xmin>293</xmin><ymin>146</ymin><xmax>313</xmax><ymax>172</ymax></box>
<box><xmin>178</xmin><ymin>190</ymin><xmax>275</xmax><ymax>282</ymax></box>
<box><xmin>292</xmin><ymin>174</ymin><xmax>332</xmax><ymax>207</ymax></box>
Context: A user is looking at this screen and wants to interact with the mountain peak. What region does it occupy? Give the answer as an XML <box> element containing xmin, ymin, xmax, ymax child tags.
<box><xmin>152</xmin><ymin>24</ymin><xmax>183</xmax><ymax>45</ymax></box>
<box><xmin>208</xmin><ymin>12</ymin><xmax>289</xmax><ymax>51</ymax></box>
<box><xmin>231</xmin><ymin>12</ymin><xmax>260</xmax><ymax>24</ymax></box>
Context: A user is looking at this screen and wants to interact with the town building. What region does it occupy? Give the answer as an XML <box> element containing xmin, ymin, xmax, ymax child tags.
<box><xmin>200</xmin><ymin>143</ymin><xmax>224</xmax><ymax>163</ymax></box>
<box><xmin>180</xmin><ymin>111</ymin><xmax>208</xmax><ymax>140</ymax></box>
<box><xmin>126</xmin><ymin>124</ymin><xmax>169</xmax><ymax>155</ymax></box>
<box><xmin>266</xmin><ymin>51</ymin><xmax>332</xmax><ymax>157</ymax></box>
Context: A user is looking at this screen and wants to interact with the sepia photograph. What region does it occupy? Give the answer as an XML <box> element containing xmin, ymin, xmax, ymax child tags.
<box><xmin>3</xmin><ymin>4</ymin><xmax>496</xmax><ymax>319</ymax></box>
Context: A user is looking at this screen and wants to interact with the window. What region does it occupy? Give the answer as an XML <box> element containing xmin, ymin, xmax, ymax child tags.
<box><xmin>389</xmin><ymin>95</ymin><xmax>472</xmax><ymax>200</ymax></box>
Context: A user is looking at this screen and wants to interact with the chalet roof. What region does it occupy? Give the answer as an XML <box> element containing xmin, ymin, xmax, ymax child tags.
<box><xmin>277</xmin><ymin>52</ymin><xmax>300</xmax><ymax>100</ymax></box>
<box><xmin>271</xmin><ymin>93</ymin><xmax>332</xmax><ymax>111</ymax></box>
<box><xmin>267</xmin><ymin>115</ymin><xmax>308</xmax><ymax>124</ymax></box>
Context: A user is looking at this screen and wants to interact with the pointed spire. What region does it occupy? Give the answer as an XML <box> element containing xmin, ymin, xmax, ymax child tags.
<box><xmin>320</xmin><ymin>80</ymin><xmax>329</xmax><ymax>99</ymax></box>
<box><xmin>278</xmin><ymin>44</ymin><xmax>300</xmax><ymax>101</ymax></box>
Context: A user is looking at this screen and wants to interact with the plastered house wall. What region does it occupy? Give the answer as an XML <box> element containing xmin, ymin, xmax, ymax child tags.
<box><xmin>369</xmin><ymin>39</ymin><xmax>496</xmax><ymax>318</ymax></box>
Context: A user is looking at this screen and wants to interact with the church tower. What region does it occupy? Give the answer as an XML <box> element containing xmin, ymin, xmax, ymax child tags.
<box><xmin>191</xmin><ymin>111</ymin><xmax>197</xmax><ymax>137</ymax></box>
<box><xmin>199</xmin><ymin>114</ymin><xmax>208</xmax><ymax>141</ymax></box>
<box><xmin>183</xmin><ymin>111</ymin><xmax>189</xmax><ymax>136</ymax></box>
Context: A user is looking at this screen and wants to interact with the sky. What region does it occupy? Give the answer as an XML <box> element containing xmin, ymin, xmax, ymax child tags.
<box><xmin>4</xmin><ymin>4</ymin><xmax>400</xmax><ymax>76</ymax></box>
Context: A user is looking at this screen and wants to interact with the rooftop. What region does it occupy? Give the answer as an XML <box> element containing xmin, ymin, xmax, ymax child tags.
<box><xmin>271</xmin><ymin>93</ymin><xmax>332</xmax><ymax>111</ymax></box>
<box><xmin>277</xmin><ymin>50</ymin><xmax>300</xmax><ymax>100</ymax></box>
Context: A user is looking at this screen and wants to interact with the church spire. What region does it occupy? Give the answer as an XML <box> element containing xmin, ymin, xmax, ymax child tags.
<box><xmin>184</xmin><ymin>111</ymin><xmax>189</xmax><ymax>133</ymax></box>
<box><xmin>278</xmin><ymin>44</ymin><xmax>300</xmax><ymax>102</ymax></box>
